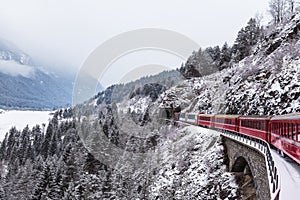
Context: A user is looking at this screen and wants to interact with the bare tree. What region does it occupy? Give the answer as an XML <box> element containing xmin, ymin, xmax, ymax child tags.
<box><xmin>287</xmin><ymin>0</ymin><xmax>295</xmax><ymax>13</ymax></box>
<box><xmin>268</xmin><ymin>0</ymin><xmax>287</xmax><ymax>23</ymax></box>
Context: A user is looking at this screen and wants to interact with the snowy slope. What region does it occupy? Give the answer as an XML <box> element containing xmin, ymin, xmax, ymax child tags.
<box><xmin>0</xmin><ymin>110</ymin><xmax>51</xmax><ymax>140</ymax></box>
<box><xmin>149</xmin><ymin>125</ymin><xmax>238</xmax><ymax>199</ymax></box>
<box><xmin>159</xmin><ymin>14</ymin><xmax>300</xmax><ymax>115</ymax></box>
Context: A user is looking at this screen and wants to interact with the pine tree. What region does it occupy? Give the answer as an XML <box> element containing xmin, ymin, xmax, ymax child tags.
<box><xmin>232</xmin><ymin>18</ymin><xmax>261</xmax><ymax>62</ymax></box>
<box><xmin>62</xmin><ymin>182</ymin><xmax>77</xmax><ymax>200</ymax></box>
<box><xmin>31</xmin><ymin>162</ymin><xmax>52</xmax><ymax>200</ymax></box>
<box><xmin>0</xmin><ymin>184</ymin><xmax>6</xmax><ymax>200</ymax></box>
<box><xmin>219</xmin><ymin>42</ymin><xmax>232</xmax><ymax>70</ymax></box>
<box><xmin>59</xmin><ymin>143</ymin><xmax>78</xmax><ymax>196</ymax></box>
<box><xmin>42</xmin><ymin>122</ymin><xmax>54</xmax><ymax>159</ymax></box>
<box><xmin>0</xmin><ymin>133</ymin><xmax>8</xmax><ymax>160</ymax></box>
<box><xmin>18</xmin><ymin>125</ymin><xmax>31</xmax><ymax>165</ymax></box>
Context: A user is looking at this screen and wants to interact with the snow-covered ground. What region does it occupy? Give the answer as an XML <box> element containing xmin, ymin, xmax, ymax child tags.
<box><xmin>0</xmin><ymin>110</ymin><xmax>51</xmax><ymax>141</ymax></box>
<box><xmin>149</xmin><ymin>125</ymin><xmax>238</xmax><ymax>199</ymax></box>
<box><xmin>271</xmin><ymin>149</ymin><xmax>300</xmax><ymax>199</ymax></box>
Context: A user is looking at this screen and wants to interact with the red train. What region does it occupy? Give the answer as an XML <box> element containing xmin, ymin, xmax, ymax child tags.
<box><xmin>175</xmin><ymin>112</ymin><xmax>300</xmax><ymax>165</ymax></box>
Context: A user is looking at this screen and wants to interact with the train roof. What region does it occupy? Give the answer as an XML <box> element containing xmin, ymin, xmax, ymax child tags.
<box><xmin>198</xmin><ymin>114</ymin><xmax>215</xmax><ymax>117</ymax></box>
<box><xmin>270</xmin><ymin>113</ymin><xmax>300</xmax><ymax>121</ymax></box>
<box><xmin>239</xmin><ymin>115</ymin><xmax>271</xmax><ymax>120</ymax></box>
<box><xmin>186</xmin><ymin>112</ymin><xmax>198</xmax><ymax>115</ymax></box>
<box><xmin>214</xmin><ymin>114</ymin><xmax>240</xmax><ymax>119</ymax></box>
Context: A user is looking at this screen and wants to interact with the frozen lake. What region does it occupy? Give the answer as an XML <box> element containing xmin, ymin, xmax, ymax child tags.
<box><xmin>0</xmin><ymin>110</ymin><xmax>51</xmax><ymax>141</ymax></box>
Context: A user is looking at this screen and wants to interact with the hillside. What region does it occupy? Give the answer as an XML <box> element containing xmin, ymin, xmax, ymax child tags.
<box><xmin>0</xmin><ymin>38</ymin><xmax>72</xmax><ymax>110</ymax></box>
<box><xmin>160</xmin><ymin>13</ymin><xmax>300</xmax><ymax>115</ymax></box>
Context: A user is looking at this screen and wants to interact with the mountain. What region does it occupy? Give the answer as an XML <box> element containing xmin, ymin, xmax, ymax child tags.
<box><xmin>0</xmin><ymin>38</ymin><xmax>72</xmax><ymax>110</ymax></box>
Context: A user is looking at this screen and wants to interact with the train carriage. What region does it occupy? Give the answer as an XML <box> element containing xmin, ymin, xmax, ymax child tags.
<box><xmin>186</xmin><ymin>113</ymin><xmax>198</xmax><ymax>125</ymax></box>
<box><xmin>179</xmin><ymin>112</ymin><xmax>186</xmax><ymax>121</ymax></box>
<box><xmin>214</xmin><ymin>115</ymin><xmax>240</xmax><ymax>132</ymax></box>
<box><xmin>269</xmin><ymin>113</ymin><xmax>300</xmax><ymax>164</ymax></box>
<box><xmin>197</xmin><ymin>114</ymin><xmax>215</xmax><ymax>128</ymax></box>
<box><xmin>178</xmin><ymin>112</ymin><xmax>198</xmax><ymax>125</ymax></box>
<box><xmin>239</xmin><ymin>116</ymin><xmax>271</xmax><ymax>141</ymax></box>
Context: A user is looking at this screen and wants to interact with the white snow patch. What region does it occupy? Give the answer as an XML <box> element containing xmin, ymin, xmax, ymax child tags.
<box><xmin>128</xmin><ymin>96</ymin><xmax>151</xmax><ymax>113</ymax></box>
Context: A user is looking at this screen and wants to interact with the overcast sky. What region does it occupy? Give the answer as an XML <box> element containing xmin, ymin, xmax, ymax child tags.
<box><xmin>0</xmin><ymin>0</ymin><xmax>270</xmax><ymax>86</ymax></box>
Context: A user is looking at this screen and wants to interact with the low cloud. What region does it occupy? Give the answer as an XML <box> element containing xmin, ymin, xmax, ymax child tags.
<box><xmin>0</xmin><ymin>60</ymin><xmax>35</xmax><ymax>78</ymax></box>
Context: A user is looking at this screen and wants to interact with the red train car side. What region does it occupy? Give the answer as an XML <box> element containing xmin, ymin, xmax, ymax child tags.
<box><xmin>197</xmin><ymin>114</ymin><xmax>215</xmax><ymax>128</ymax></box>
<box><xmin>239</xmin><ymin>116</ymin><xmax>271</xmax><ymax>141</ymax></box>
<box><xmin>269</xmin><ymin>113</ymin><xmax>300</xmax><ymax>165</ymax></box>
<box><xmin>214</xmin><ymin>115</ymin><xmax>240</xmax><ymax>132</ymax></box>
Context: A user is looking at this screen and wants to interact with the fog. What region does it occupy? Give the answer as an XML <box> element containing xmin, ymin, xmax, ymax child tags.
<box><xmin>0</xmin><ymin>0</ymin><xmax>270</xmax><ymax>83</ymax></box>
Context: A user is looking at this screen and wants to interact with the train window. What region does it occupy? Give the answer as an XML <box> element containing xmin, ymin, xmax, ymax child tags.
<box><xmin>292</xmin><ymin>124</ymin><xmax>296</xmax><ymax>140</ymax></box>
<box><xmin>279</xmin><ymin>123</ymin><xmax>281</xmax><ymax>135</ymax></box>
<box><xmin>279</xmin><ymin>123</ymin><xmax>282</xmax><ymax>136</ymax></box>
<box><xmin>287</xmin><ymin>123</ymin><xmax>290</xmax><ymax>138</ymax></box>
<box><xmin>285</xmin><ymin>123</ymin><xmax>288</xmax><ymax>137</ymax></box>
<box><xmin>298</xmin><ymin>123</ymin><xmax>300</xmax><ymax>142</ymax></box>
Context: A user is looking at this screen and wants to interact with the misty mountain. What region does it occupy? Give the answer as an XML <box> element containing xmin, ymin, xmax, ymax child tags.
<box><xmin>0</xmin><ymin>38</ymin><xmax>72</xmax><ymax>110</ymax></box>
